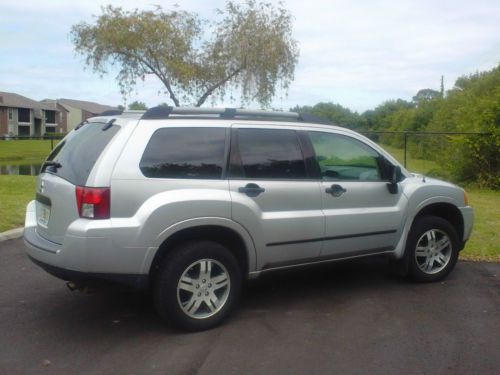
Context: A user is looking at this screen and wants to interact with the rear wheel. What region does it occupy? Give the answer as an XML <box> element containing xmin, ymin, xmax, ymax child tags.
<box><xmin>154</xmin><ymin>241</ymin><xmax>242</xmax><ymax>331</ymax></box>
<box><xmin>407</xmin><ymin>216</ymin><xmax>459</xmax><ymax>282</ymax></box>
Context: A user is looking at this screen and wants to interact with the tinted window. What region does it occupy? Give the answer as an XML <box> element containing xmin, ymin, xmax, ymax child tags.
<box><xmin>233</xmin><ymin>129</ymin><xmax>306</xmax><ymax>179</ymax></box>
<box><xmin>309</xmin><ymin>131</ymin><xmax>381</xmax><ymax>181</ymax></box>
<box><xmin>140</xmin><ymin>128</ymin><xmax>226</xmax><ymax>179</ymax></box>
<box><xmin>44</xmin><ymin>122</ymin><xmax>120</xmax><ymax>185</ymax></box>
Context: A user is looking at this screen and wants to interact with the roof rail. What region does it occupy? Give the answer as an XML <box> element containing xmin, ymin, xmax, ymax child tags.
<box><xmin>140</xmin><ymin>106</ymin><xmax>331</xmax><ymax>124</ymax></box>
<box><xmin>99</xmin><ymin>109</ymin><xmax>123</xmax><ymax>116</ymax></box>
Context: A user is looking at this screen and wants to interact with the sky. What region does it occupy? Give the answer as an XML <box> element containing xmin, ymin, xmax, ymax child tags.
<box><xmin>0</xmin><ymin>0</ymin><xmax>499</xmax><ymax>113</ymax></box>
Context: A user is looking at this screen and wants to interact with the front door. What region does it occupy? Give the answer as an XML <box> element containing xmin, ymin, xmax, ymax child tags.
<box><xmin>229</xmin><ymin>127</ymin><xmax>324</xmax><ymax>270</ymax></box>
<box><xmin>307</xmin><ymin>131</ymin><xmax>408</xmax><ymax>258</ymax></box>
<box><xmin>34</xmin><ymin>118</ymin><xmax>41</xmax><ymax>136</ymax></box>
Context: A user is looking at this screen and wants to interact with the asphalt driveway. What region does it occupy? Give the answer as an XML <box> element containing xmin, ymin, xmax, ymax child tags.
<box><xmin>0</xmin><ymin>238</ymin><xmax>499</xmax><ymax>375</ymax></box>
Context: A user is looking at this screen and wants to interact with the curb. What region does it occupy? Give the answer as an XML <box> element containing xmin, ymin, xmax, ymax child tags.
<box><xmin>0</xmin><ymin>227</ymin><xmax>24</xmax><ymax>242</ymax></box>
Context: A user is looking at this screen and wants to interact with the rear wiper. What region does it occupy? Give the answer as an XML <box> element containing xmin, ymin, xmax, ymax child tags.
<box><xmin>42</xmin><ymin>161</ymin><xmax>62</xmax><ymax>170</ymax></box>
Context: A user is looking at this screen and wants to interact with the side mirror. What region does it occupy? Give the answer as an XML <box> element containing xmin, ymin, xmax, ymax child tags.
<box><xmin>387</xmin><ymin>165</ymin><xmax>401</xmax><ymax>194</ymax></box>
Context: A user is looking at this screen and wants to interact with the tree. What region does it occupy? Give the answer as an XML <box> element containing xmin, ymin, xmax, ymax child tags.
<box><xmin>412</xmin><ymin>89</ymin><xmax>441</xmax><ymax>104</ymax></box>
<box><xmin>70</xmin><ymin>1</ymin><xmax>299</xmax><ymax>107</ymax></box>
<box><xmin>128</xmin><ymin>101</ymin><xmax>148</xmax><ymax>110</ymax></box>
<box><xmin>291</xmin><ymin>102</ymin><xmax>367</xmax><ymax>130</ymax></box>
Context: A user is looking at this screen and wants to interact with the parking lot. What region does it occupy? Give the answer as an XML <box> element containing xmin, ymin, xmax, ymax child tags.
<box><xmin>0</xmin><ymin>237</ymin><xmax>499</xmax><ymax>375</ymax></box>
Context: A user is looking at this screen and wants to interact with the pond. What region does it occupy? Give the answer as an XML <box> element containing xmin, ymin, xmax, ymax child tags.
<box><xmin>0</xmin><ymin>163</ymin><xmax>42</xmax><ymax>176</ymax></box>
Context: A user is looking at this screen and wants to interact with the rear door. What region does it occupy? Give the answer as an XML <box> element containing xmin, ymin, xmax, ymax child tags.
<box><xmin>35</xmin><ymin>121</ymin><xmax>120</xmax><ymax>244</ymax></box>
<box><xmin>228</xmin><ymin>126</ymin><xmax>324</xmax><ymax>270</ymax></box>
<box><xmin>306</xmin><ymin>130</ymin><xmax>408</xmax><ymax>258</ymax></box>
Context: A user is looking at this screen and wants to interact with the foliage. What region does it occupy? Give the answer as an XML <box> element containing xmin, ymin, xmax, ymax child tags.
<box><xmin>128</xmin><ymin>101</ymin><xmax>148</xmax><ymax>110</ymax></box>
<box><xmin>412</xmin><ymin>88</ymin><xmax>441</xmax><ymax>103</ymax></box>
<box><xmin>291</xmin><ymin>102</ymin><xmax>367</xmax><ymax>130</ymax></box>
<box><xmin>70</xmin><ymin>1</ymin><xmax>299</xmax><ymax>107</ymax></box>
<box><xmin>359</xmin><ymin>65</ymin><xmax>500</xmax><ymax>188</ymax></box>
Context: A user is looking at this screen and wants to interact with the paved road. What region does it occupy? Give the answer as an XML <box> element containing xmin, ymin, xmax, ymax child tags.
<box><xmin>1</xmin><ymin>238</ymin><xmax>499</xmax><ymax>375</ymax></box>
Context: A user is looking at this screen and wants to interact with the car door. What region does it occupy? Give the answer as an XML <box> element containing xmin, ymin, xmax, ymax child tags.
<box><xmin>228</xmin><ymin>126</ymin><xmax>324</xmax><ymax>270</ymax></box>
<box><xmin>306</xmin><ymin>130</ymin><xmax>408</xmax><ymax>258</ymax></box>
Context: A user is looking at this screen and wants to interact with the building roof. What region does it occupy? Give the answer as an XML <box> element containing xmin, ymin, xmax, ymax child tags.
<box><xmin>0</xmin><ymin>92</ymin><xmax>55</xmax><ymax>111</ymax></box>
<box><xmin>57</xmin><ymin>98</ymin><xmax>117</xmax><ymax>115</ymax></box>
<box><xmin>40</xmin><ymin>99</ymin><xmax>69</xmax><ymax>112</ymax></box>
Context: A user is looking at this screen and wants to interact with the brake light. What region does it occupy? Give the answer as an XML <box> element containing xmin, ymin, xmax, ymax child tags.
<box><xmin>75</xmin><ymin>186</ymin><xmax>110</xmax><ymax>219</ymax></box>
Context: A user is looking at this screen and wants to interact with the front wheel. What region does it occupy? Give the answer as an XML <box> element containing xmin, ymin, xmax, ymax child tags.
<box><xmin>154</xmin><ymin>241</ymin><xmax>242</xmax><ymax>331</ymax></box>
<box><xmin>407</xmin><ymin>216</ymin><xmax>460</xmax><ymax>282</ymax></box>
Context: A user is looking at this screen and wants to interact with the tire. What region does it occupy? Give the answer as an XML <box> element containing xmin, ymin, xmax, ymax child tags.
<box><xmin>154</xmin><ymin>240</ymin><xmax>242</xmax><ymax>331</ymax></box>
<box><xmin>407</xmin><ymin>215</ymin><xmax>460</xmax><ymax>282</ymax></box>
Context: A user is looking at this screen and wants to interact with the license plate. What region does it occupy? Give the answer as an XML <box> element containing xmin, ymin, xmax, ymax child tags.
<box><xmin>38</xmin><ymin>204</ymin><xmax>51</xmax><ymax>227</ymax></box>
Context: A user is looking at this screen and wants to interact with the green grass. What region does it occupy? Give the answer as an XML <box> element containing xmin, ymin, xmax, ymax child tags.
<box><xmin>380</xmin><ymin>144</ymin><xmax>439</xmax><ymax>175</ymax></box>
<box><xmin>461</xmin><ymin>189</ymin><xmax>500</xmax><ymax>261</ymax></box>
<box><xmin>0</xmin><ymin>175</ymin><xmax>36</xmax><ymax>232</ymax></box>
<box><xmin>0</xmin><ymin>140</ymin><xmax>56</xmax><ymax>165</ymax></box>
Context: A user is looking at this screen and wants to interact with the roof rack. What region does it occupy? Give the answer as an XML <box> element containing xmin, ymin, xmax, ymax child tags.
<box><xmin>141</xmin><ymin>106</ymin><xmax>331</xmax><ymax>125</ymax></box>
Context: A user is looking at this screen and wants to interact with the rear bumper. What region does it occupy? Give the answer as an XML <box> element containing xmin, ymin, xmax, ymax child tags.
<box><xmin>23</xmin><ymin>200</ymin><xmax>150</xmax><ymax>289</ymax></box>
<box><xmin>27</xmin><ymin>254</ymin><xmax>149</xmax><ymax>289</ymax></box>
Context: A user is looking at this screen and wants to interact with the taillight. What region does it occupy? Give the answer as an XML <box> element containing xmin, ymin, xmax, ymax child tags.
<box><xmin>75</xmin><ymin>186</ymin><xmax>110</xmax><ymax>219</ymax></box>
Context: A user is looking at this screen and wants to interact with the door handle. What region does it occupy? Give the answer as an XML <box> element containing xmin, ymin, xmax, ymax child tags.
<box><xmin>325</xmin><ymin>184</ymin><xmax>346</xmax><ymax>197</ymax></box>
<box><xmin>238</xmin><ymin>183</ymin><xmax>265</xmax><ymax>197</ymax></box>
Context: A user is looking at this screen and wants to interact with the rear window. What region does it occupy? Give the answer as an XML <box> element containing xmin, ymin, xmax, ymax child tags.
<box><xmin>44</xmin><ymin>121</ymin><xmax>120</xmax><ymax>185</ymax></box>
<box><xmin>139</xmin><ymin>127</ymin><xmax>227</xmax><ymax>179</ymax></box>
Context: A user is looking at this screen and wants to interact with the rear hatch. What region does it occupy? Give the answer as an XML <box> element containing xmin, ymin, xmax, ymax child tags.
<box><xmin>36</xmin><ymin>121</ymin><xmax>120</xmax><ymax>244</ymax></box>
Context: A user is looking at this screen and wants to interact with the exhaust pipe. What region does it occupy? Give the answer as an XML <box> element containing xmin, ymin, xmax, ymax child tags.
<box><xmin>66</xmin><ymin>281</ymin><xmax>89</xmax><ymax>293</ymax></box>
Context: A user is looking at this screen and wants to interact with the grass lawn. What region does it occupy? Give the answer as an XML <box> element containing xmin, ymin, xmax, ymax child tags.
<box><xmin>461</xmin><ymin>189</ymin><xmax>500</xmax><ymax>261</ymax></box>
<box><xmin>0</xmin><ymin>174</ymin><xmax>497</xmax><ymax>261</ymax></box>
<box><xmin>0</xmin><ymin>175</ymin><xmax>36</xmax><ymax>232</ymax></box>
<box><xmin>380</xmin><ymin>144</ymin><xmax>439</xmax><ymax>175</ymax></box>
<box><xmin>0</xmin><ymin>140</ymin><xmax>57</xmax><ymax>165</ymax></box>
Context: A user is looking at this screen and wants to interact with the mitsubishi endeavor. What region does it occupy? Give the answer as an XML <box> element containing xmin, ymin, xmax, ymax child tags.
<box><xmin>24</xmin><ymin>107</ymin><xmax>474</xmax><ymax>331</ymax></box>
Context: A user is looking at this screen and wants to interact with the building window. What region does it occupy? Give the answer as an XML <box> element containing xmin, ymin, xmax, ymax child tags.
<box><xmin>18</xmin><ymin>125</ymin><xmax>30</xmax><ymax>136</ymax></box>
<box><xmin>18</xmin><ymin>108</ymin><xmax>30</xmax><ymax>123</ymax></box>
<box><xmin>8</xmin><ymin>108</ymin><xmax>13</xmax><ymax>120</ymax></box>
<box><xmin>45</xmin><ymin>110</ymin><xmax>56</xmax><ymax>124</ymax></box>
<box><xmin>45</xmin><ymin>126</ymin><xmax>56</xmax><ymax>135</ymax></box>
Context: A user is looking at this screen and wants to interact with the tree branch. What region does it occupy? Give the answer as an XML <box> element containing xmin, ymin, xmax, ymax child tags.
<box><xmin>195</xmin><ymin>67</ymin><xmax>243</xmax><ymax>107</ymax></box>
<box><xmin>114</xmin><ymin>48</ymin><xmax>180</xmax><ymax>107</ymax></box>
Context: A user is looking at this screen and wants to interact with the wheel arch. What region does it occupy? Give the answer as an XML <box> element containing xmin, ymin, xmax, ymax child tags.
<box><xmin>148</xmin><ymin>220</ymin><xmax>256</xmax><ymax>285</ymax></box>
<box><xmin>413</xmin><ymin>202</ymin><xmax>465</xmax><ymax>249</ymax></box>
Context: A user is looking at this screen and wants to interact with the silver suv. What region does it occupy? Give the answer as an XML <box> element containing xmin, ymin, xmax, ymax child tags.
<box><xmin>24</xmin><ymin>107</ymin><xmax>474</xmax><ymax>331</ymax></box>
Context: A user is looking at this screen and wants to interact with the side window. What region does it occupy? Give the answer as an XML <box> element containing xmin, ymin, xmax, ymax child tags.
<box><xmin>308</xmin><ymin>131</ymin><xmax>382</xmax><ymax>181</ymax></box>
<box><xmin>232</xmin><ymin>128</ymin><xmax>307</xmax><ymax>179</ymax></box>
<box><xmin>140</xmin><ymin>127</ymin><xmax>227</xmax><ymax>179</ymax></box>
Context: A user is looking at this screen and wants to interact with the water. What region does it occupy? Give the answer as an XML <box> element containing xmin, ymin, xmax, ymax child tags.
<box><xmin>0</xmin><ymin>163</ymin><xmax>42</xmax><ymax>176</ymax></box>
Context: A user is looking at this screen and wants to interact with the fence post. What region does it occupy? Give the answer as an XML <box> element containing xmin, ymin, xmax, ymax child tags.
<box><xmin>403</xmin><ymin>132</ymin><xmax>408</xmax><ymax>168</ymax></box>
<box><xmin>51</xmin><ymin>137</ymin><xmax>54</xmax><ymax>150</ymax></box>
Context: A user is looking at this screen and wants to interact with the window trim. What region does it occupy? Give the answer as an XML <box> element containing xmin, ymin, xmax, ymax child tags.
<box><xmin>306</xmin><ymin>130</ymin><xmax>393</xmax><ymax>183</ymax></box>
<box><xmin>228</xmin><ymin>128</ymin><xmax>314</xmax><ymax>181</ymax></box>
<box><xmin>8</xmin><ymin>108</ymin><xmax>13</xmax><ymax>120</ymax></box>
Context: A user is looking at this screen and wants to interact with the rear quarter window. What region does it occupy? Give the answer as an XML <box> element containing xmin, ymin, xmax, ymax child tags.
<box><xmin>139</xmin><ymin>127</ymin><xmax>227</xmax><ymax>179</ymax></box>
<box><xmin>44</xmin><ymin>121</ymin><xmax>120</xmax><ymax>186</ymax></box>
